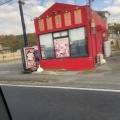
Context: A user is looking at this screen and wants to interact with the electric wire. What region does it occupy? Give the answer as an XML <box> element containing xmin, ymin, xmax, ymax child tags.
<box><xmin>0</xmin><ymin>0</ymin><xmax>12</xmax><ymax>6</ymax></box>
<box><xmin>109</xmin><ymin>0</ymin><xmax>114</xmax><ymax>14</ymax></box>
<box><xmin>73</xmin><ymin>0</ymin><xmax>77</xmax><ymax>5</ymax></box>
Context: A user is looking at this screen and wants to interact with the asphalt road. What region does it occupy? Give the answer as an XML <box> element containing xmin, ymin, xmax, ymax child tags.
<box><xmin>0</xmin><ymin>60</ymin><xmax>23</xmax><ymax>72</ymax></box>
<box><xmin>1</xmin><ymin>85</ymin><xmax>120</xmax><ymax>120</ymax></box>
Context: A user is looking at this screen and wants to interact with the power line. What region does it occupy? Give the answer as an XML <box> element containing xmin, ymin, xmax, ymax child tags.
<box><xmin>73</xmin><ymin>0</ymin><xmax>77</xmax><ymax>5</ymax></box>
<box><xmin>109</xmin><ymin>0</ymin><xmax>114</xmax><ymax>13</ymax></box>
<box><xmin>0</xmin><ymin>0</ymin><xmax>12</xmax><ymax>6</ymax></box>
<box><xmin>86</xmin><ymin>0</ymin><xmax>94</xmax><ymax>6</ymax></box>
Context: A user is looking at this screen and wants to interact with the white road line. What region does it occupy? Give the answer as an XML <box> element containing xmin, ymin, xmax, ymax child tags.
<box><xmin>0</xmin><ymin>84</ymin><xmax>120</xmax><ymax>93</ymax></box>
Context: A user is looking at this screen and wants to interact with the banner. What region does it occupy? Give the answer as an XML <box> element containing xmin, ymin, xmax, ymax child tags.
<box><xmin>54</xmin><ymin>37</ymin><xmax>70</xmax><ymax>58</ymax></box>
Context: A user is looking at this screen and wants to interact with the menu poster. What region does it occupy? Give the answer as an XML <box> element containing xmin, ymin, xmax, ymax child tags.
<box><xmin>46</xmin><ymin>17</ymin><xmax>53</xmax><ymax>30</ymax></box>
<box><xmin>74</xmin><ymin>9</ymin><xmax>82</xmax><ymax>24</ymax></box>
<box><xmin>64</xmin><ymin>12</ymin><xmax>71</xmax><ymax>26</ymax></box>
<box><xmin>54</xmin><ymin>37</ymin><xmax>70</xmax><ymax>58</ymax></box>
<box><xmin>38</xmin><ymin>19</ymin><xmax>45</xmax><ymax>31</ymax></box>
<box><xmin>55</xmin><ymin>15</ymin><xmax>62</xmax><ymax>28</ymax></box>
<box><xmin>24</xmin><ymin>47</ymin><xmax>37</xmax><ymax>69</ymax></box>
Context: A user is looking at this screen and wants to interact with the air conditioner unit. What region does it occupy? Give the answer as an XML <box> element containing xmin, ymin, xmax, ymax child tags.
<box><xmin>97</xmin><ymin>54</ymin><xmax>104</xmax><ymax>64</ymax></box>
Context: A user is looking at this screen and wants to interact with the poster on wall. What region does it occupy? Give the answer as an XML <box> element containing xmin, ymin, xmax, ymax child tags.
<box><xmin>64</xmin><ymin>12</ymin><xmax>71</xmax><ymax>26</ymax></box>
<box><xmin>46</xmin><ymin>17</ymin><xmax>53</xmax><ymax>30</ymax></box>
<box><xmin>38</xmin><ymin>19</ymin><xmax>45</xmax><ymax>31</ymax></box>
<box><xmin>54</xmin><ymin>37</ymin><xmax>70</xmax><ymax>58</ymax></box>
<box><xmin>55</xmin><ymin>15</ymin><xmax>62</xmax><ymax>28</ymax></box>
<box><xmin>41</xmin><ymin>45</ymin><xmax>46</xmax><ymax>59</ymax></box>
<box><xmin>24</xmin><ymin>47</ymin><xmax>37</xmax><ymax>69</ymax></box>
<box><xmin>74</xmin><ymin>9</ymin><xmax>82</xmax><ymax>24</ymax></box>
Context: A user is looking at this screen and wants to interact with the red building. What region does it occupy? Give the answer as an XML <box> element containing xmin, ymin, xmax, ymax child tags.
<box><xmin>34</xmin><ymin>2</ymin><xmax>108</xmax><ymax>71</ymax></box>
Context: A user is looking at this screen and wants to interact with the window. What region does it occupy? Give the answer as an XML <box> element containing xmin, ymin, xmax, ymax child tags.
<box><xmin>39</xmin><ymin>27</ymin><xmax>88</xmax><ymax>60</ymax></box>
<box><xmin>53</xmin><ymin>31</ymin><xmax>68</xmax><ymax>38</ymax></box>
<box><xmin>69</xmin><ymin>27</ymin><xmax>88</xmax><ymax>57</ymax></box>
<box><xmin>39</xmin><ymin>33</ymin><xmax>55</xmax><ymax>59</ymax></box>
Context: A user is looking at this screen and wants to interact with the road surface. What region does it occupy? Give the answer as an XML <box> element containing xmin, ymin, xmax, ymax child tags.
<box><xmin>1</xmin><ymin>85</ymin><xmax>120</xmax><ymax>120</ymax></box>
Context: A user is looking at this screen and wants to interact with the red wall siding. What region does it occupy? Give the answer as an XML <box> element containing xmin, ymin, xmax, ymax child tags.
<box><xmin>35</xmin><ymin>5</ymin><xmax>89</xmax><ymax>34</ymax></box>
<box><xmin>40</xmin><ymin>57</ymin><xmax>93</xmax><ymax>71</ymax></box>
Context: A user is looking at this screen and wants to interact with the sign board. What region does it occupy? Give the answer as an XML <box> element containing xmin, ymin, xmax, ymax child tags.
<box><xmin>23</xmin><ymin>47</ymin><xmax>37</xmax><ymax>69</ymax></box>
<box><xmin>21</xmin><ymin>47</ymin><xmax>37</xmax><ymax>70</ymax></box>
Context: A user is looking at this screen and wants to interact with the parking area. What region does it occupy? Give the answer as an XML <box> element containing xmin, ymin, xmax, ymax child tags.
<box><xmin>0</xmin><ymin>50</ymin><xmax>120</xmax><ymax>90</ymax></box>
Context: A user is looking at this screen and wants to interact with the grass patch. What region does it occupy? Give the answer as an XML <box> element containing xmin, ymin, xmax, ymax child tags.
<box><xmin>82</xmin><ymin>69</ymin><xmax>95</xmax><ymax>74</ymax></box>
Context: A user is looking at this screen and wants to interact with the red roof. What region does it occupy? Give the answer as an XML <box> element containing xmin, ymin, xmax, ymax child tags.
<box><xmin>39</xmin><ymin>2</ymin><xmax>83</xmax><ymax>18</ymax></box>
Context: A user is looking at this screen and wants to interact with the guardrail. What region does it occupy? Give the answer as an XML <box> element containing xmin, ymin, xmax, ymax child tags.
<box><xmin>0</xmin><ymin>52</ymin><xmax>21</xmax><ymax>62</ymax></box>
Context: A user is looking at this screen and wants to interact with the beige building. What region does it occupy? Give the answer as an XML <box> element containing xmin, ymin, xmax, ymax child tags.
<box><xmin>0</xmin><ymin>42</ymin><xmax>11</xmax><ymax>54</ymax></box>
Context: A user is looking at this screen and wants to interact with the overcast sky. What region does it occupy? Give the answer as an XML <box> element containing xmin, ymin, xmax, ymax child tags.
<box><xmin>0</xmin><ymin>0</ymin><xmax>119</xmax><ymax>35</ymax></box>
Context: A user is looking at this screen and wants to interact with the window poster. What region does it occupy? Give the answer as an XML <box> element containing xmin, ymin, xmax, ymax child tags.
<box><xmin>54</xmin><ymin>37</ymin><xmax>70</xmax><ymax>58</ymax></box>
<box><xmin>41</xmin><ymin>45</ymin><xmax>46</xmax><ymax>59</ymax></box>
<box><xmin>24</xmin><ymin>47</ymin><xmax>37</xmax><ymax>69</ymax></box>
<box><xmin>74</xmin><ymin>9</ymin><xmax>82</xmax><ymax>24</ymax></box>
<box><xmin>38</xmin><ymin>19</ymin><xmax>45</xmax><ymax>31</ymax></box>
<box><xmin>64</xmin><ymin>12</ymin><xmax>71</xmax><ymax>26</ymax></box>
<box><xmin>46</xmin><ymin>17</ymin><xmax>53</xmax><ymax>30</ymax></box>
<box><xmin>55</xmin><ymin>15</ymin><xmax>62</xmax><ymax>28</ymax></box>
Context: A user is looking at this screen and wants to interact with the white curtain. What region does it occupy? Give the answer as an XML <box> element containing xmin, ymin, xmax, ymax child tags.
<box><xmin>39</xmin><ymin>33</ymin><xmax>53</xmax><ymax>47</ymax></box>
<box><xmin>69</xmin><ymin>27</ymin><xmax>86</xmax><ymax>41</ymax></box>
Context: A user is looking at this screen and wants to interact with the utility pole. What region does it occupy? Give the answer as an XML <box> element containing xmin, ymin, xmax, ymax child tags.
<box><xmin>88</xmin><ymin>0</ymin><xmax>91</xmax><ymax>20</ymax></box>
<box><xmin>18</xmin><ymin>0</ymin><xmax>28</xmax><ymax>47</ymax></box>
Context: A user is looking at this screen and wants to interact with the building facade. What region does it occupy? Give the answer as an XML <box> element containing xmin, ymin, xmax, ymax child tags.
<box><xmin>34</xmin><ymin>3</ymin><xmax>108</xmax><ymax>70</ymax></box>
<box><xmin>0</xmin><ymin>42</ymin><xmax>11</xmax><ymax>54</ymax></box>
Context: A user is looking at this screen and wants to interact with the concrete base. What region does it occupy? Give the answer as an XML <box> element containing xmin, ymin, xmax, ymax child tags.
<box><xmin>21</xmin><ymin>69</ymin><xmax>32</xmax><ymax>74</ymax></box>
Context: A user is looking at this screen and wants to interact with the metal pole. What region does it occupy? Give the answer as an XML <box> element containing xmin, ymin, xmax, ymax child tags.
<box><xmin>88</xmin><ymin>0</ymin><xmax>95</xmax><ymax>67</ymax></box>
<box><xmin>18</xmin><ymin>0</ymin><xmax>28</xmax><ymax>47</ymax></box>
<box><xmin>89</xmin><ymin>0</ymin><xmax>91</xmax><ymax>20</ymax></box>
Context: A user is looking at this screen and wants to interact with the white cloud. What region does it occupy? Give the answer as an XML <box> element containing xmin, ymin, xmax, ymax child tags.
<box><xmin>114</xmin><ymin>0</ymin><xmax>120</xmax><ymax>5</ymax></box>
<box><xmin>67</xmin><ymin>0</ymin><xmax>75</xmax><ymax>4</ymax></box>
<box><xmin>43</xmin><ymin>0</ymin><xmax>55</xmax><ymax>8</ymax></box>
<box><xmin>104</xmin><ymin>0</ymin><xmax>111</xmax><ymax>4</ymax></box>
<box><xmin>1</xmin><ymin>0</ymin><xmax>120</xmax><ymax>35</ymax></box>
<box><xmin>0</xmin><ymin>0</ymin><xmax>55</xmax><ymax>35</ymax></box>
<box><xmin>103</xmin><ymin>0</ymin><xmax>120</xmax><ymax>23</ymax></box>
